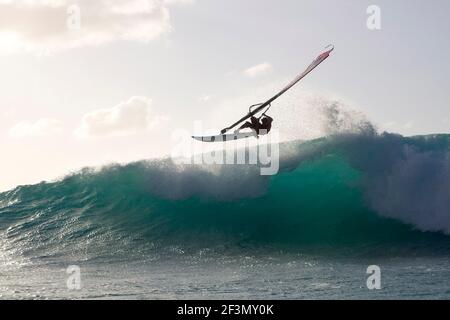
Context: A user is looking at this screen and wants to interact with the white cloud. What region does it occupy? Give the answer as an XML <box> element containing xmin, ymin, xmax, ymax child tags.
<box><xmin>164</xmin><ymin>0</ymin><xmax>195</xmax><ymax>5</ymax></box>
<box><xmin>9</xmin><ymin>118</ymin><xmax>63</xmax><ymax>138</ymax></box>
<box><xmin>243</xmin><ymin>62</ymin><xmax>273</xmax><ymax>78</ymax></box>
<box><xmin>75</xmin><ymin>96</ymin><xmax>167</xmax><ymax>138</ymax></box>
<box><xmin>198</xmin><ymin>95</ymin><xmax>212</xmax><ymax>102</ymax></box>
<box><xmin>0</xmin><ymin>0</ymin><xmax>190</xmax><ymax>54</ymax></box>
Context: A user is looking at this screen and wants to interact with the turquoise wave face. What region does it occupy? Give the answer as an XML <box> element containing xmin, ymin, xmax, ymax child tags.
<box><xmin>0</xmin><ymin>133</ymin><xmax>449</xmax><ymax>260</ymax></box>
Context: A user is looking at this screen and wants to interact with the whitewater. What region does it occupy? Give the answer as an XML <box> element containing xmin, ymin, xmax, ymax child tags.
<box><xmin>0</xmin><ymin>103</ymin><xmax>449</xmax><ymax>299</ymax></box>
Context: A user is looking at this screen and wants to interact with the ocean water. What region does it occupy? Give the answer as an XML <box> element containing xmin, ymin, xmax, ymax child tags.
<box><xmin>1</xmin><ymin>132</ymin><xmax>449</xmax><ymax>299</ymax></box>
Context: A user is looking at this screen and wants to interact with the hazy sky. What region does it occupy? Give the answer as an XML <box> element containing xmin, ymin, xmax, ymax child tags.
<box><xmin>0</xmin><ymin>0</ymin><xmax>449</xmax><ymax>191</ymax></box>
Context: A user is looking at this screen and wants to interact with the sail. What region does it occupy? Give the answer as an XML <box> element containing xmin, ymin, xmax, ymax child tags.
<box><xmin>220</xmin><ymin>45</ymin><xmax>334</xmax><ymax>134</ymax></box>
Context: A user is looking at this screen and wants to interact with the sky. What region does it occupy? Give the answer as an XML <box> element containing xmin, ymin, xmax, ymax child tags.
<box><xmin>0</xmin><ymin>0</ymin><xmax>449</xmax><ymax>191</ymax></box>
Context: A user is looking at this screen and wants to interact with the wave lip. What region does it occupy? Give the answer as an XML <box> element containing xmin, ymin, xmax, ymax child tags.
<box><xmin>330</xmin><ymin>133</ymin><xmax>450</xmax><ymax>234</ymax></box>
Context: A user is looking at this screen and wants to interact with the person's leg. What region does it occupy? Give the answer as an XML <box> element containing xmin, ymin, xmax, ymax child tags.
<box><xmin>239</xmin><ymin>121</ymin><xmax>252</xmax><ymax>130</ymax></box>
<box><xmin>250</xmin><ymin>116</ymin><xmax>259</xmax><ymax>127</ymax></box>
<box><xmin>235</xmin><ymin>121</ymin><xmax>252</xmax><ymax>133</ymax></box>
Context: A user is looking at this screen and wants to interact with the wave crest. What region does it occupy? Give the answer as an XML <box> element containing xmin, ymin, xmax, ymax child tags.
<box><xmin>0</xmin><ymin>133</ymin><xmax>449</xmax><ymax>260</ymax></box>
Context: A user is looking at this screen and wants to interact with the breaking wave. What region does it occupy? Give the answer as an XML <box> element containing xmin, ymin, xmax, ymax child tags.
<box><xmin>0</xmin><ymin>132</ymin><xmax>449</xmax><ymax>262</ymax></box>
